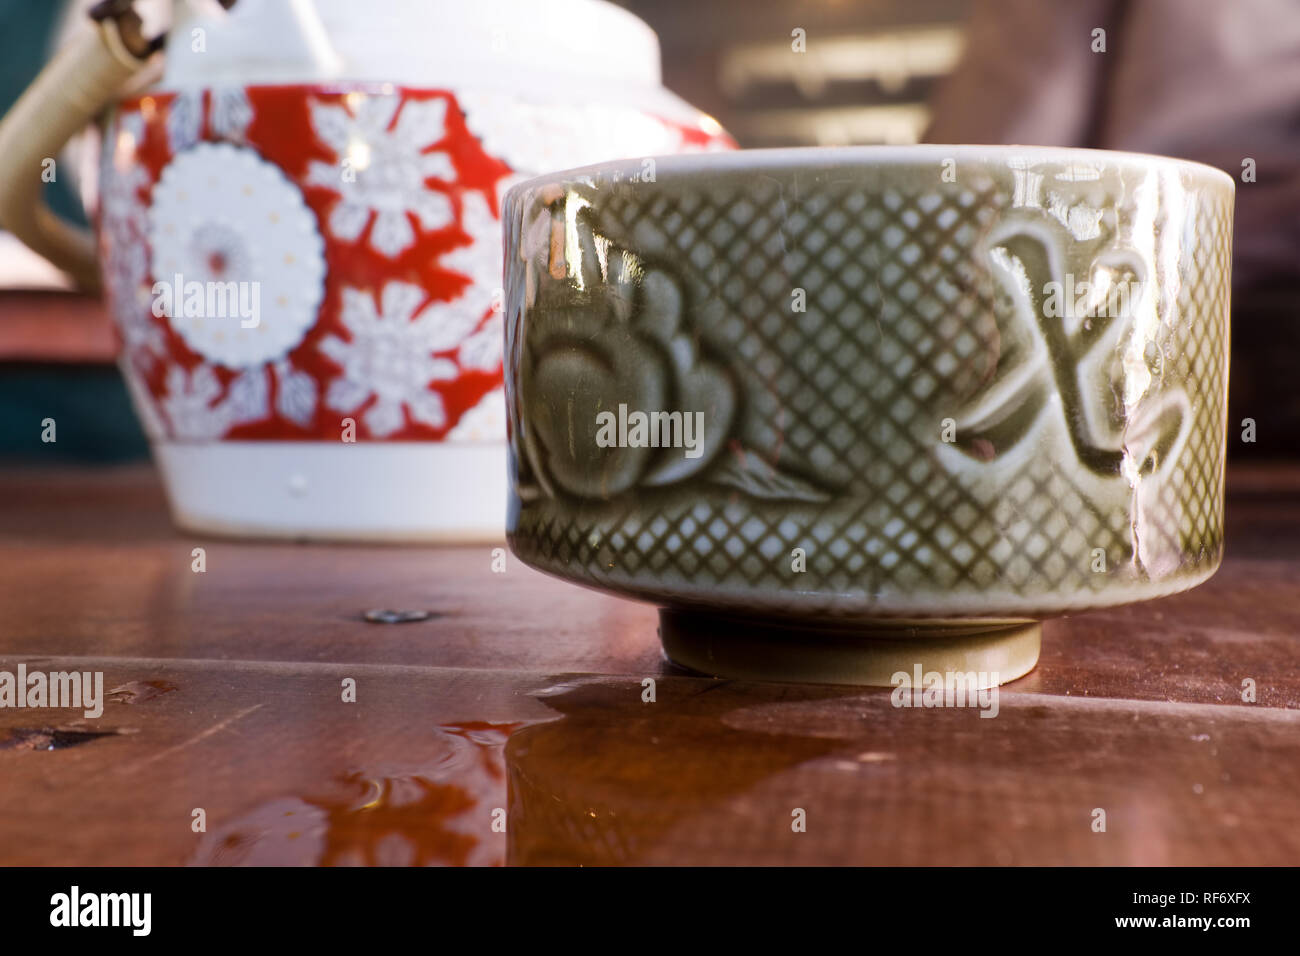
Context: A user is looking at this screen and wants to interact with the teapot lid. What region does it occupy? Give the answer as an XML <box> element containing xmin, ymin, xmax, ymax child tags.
<box><xmin>162</xmin><ymin>0</ymin><xmax>665</xmax><ymax>103</ymax></box>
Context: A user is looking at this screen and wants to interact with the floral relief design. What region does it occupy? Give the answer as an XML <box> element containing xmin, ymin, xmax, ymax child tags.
<box><xmin>512</xmin><ymin>190</ymin><xmax>836</xmax><ymax>504</ymax></box>
<box><xmin>515</xmin><ymin>201</ymin><xmax>738</xmax><ymax>499</ymax></box>
<box><xmin>306</xmin><ymin>94</ymin><xmax>456</xmax><ymax>257</ymax></box>
<box><xmin>319</xmin><ymin>281</ymin><xmax>472</xmax><ymax>437</ymax></box>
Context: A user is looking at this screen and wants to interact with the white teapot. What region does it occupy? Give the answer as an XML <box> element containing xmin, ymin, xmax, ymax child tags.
<box><xmin>0</xmin><ymin>0</ymin><xmax>731</xmax><ymax>539</ymax></box>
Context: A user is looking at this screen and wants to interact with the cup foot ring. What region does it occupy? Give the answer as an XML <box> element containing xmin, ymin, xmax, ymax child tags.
<box><xmin>658</xmin><ymin>609</ymin><xmax>1041</xmax><ymax>688</ymax></box>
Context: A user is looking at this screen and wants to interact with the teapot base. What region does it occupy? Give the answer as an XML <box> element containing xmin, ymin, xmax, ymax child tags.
<box><xmin>154</xmin><ymin>440</ymin><xmax>506</xmax><ymax>543</ymax></box>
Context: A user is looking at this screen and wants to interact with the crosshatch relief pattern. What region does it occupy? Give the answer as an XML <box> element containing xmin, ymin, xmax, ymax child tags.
<box><xmin>505</xmin><ymin>157</ymin><xmax>1231</xmax><ymax>617</ymax></box>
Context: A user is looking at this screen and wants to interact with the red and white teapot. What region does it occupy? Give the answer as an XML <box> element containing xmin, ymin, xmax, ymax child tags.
<box><xmin>0</xmin><ymin>0</ymin><xmax>732</xmax><ymax>539</ymax></box>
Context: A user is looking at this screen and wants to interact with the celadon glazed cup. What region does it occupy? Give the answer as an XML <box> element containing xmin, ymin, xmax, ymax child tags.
<box><xmin>502</xmin><ymin>146</ymin><xmax>1234</xmax><ymax>687</ymax></box>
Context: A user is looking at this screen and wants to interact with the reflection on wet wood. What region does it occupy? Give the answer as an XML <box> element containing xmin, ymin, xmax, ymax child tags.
<box><xmin>0</xmin><ymin>464</ymin><xmax>1297</xmax><ymax>864</ymax></box>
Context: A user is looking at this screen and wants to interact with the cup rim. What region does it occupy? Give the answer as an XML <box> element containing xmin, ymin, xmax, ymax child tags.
<box><xmin>505</xmin><ymin>143</ymin><xmax>1237</xmax><ymax>196</ymax></box>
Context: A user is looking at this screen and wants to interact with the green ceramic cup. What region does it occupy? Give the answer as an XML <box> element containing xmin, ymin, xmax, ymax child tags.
<box><xmin>502</xmin><ymin>146</ymin><xmax>1234</xmax><ymax>687</ymax></box>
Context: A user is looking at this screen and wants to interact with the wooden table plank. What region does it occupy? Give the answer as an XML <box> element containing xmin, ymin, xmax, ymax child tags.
<box><xmin>0</xmin><ymin>463</ymin><xmax>1297</xmax><ymax>865</ymax></box>
<box><xmin>2</xmin><ymin>464</ymin><xmax>1298</xmax><ymax>703</ymax></box>
<box><xmin>0</xmin><ymin>657</ymin><xmax>1295</xmax><ymax>865</ymax></box>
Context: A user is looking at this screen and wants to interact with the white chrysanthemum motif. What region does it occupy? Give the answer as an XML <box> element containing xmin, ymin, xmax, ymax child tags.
<box><xmin>319</xmin><ymin>281</ymin><xmax>463</xmax><ymax>437</ymax></box>
<box><xmin>456</xmin><ymin>91</ymin><xmax>676</xmax><ymax>175</ymax></box>
<box><xmin>160</xmin><ymin>364</ymin><xmax>269</xmax><ymax>440</ymax></box>
<box><xmin>149</xmin><ymin>142</ymin><xmax>326</xmax><ymax>368</ymax></box>
<box><xmin>447</xmin><ymin>387</ymin><xmax>505</xmax><ymax>442</ymax></box>
<box><xmin>167</xmin><ymin>87</ymin><xmax>253</xmax><ymax>152</ymax></box>
<box><xmin>306</xmin><ymin>94</ymin><xmax>455</xmax><ymax>256</ymax></box>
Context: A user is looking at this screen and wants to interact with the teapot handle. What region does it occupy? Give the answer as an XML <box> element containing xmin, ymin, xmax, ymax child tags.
<box><xmin>0</xmin><ymin>11</ymin><xmax>156</xmax><ymax>294</ymax></box>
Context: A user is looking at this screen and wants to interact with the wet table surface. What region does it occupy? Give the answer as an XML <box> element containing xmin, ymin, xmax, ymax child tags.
<box><xmin>1</xmin><ymin>463</ymin><xmax>1298</xmax><ymax>865</ymax></box>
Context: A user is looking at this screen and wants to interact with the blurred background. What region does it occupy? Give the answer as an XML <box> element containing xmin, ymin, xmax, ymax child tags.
<box><xmin>2</xmin><ymin>0</ymin><xmax>1297</xmax><ymax>460</ymax></box>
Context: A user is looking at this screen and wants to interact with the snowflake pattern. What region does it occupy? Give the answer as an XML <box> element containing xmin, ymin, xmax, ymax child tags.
<box><xmin>167</xmin><ymin>87</ymin><xmax>253</xmax><ymax>152</ymax></box>
<box><xmin>161</xmin><ymin>364</ymin><xmax>268</xmax><ymax>440</ymax></box>
<box><xmin>100</xmin><ymin>110</ymin><xmax>165</xmax><ymax>367</ymax></box>
<box><xmin>100</xmin><ymin>84</ymin><xmax>724</xmax><ymax>444</ymax></box>
<box><xmin>447</xmin><ymin>387</ymin><xmax>506</xmax><ymax>442</ymax></box>
<box><xmin>438</xmin><ymin>189</ymin><xmax>508</xmax><ymax>375</ymax></box>
<box><xmin>456</xmin><ymin>91</ymin><xmax>680</xmax><ymax>177</ymax></box>
<box><xmin>319</xmin><ymin>282</ymin><xmax>467</xmax><ymax>437</ymax></box>
<box><xmin>273</xmin><ymin>359</ymin><xmax>319</xmax><ymax>428</ymax></box>
<box><xmin>307</xmin><ymin>94</ymin><xmax>456</xmax><ymax>256</ymax></box>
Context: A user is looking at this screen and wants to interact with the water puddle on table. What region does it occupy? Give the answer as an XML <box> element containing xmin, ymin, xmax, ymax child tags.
<box><xmin>190</xmin><ymin>720</ymin><xmax>523</xmax><ymax>866</ymax></box>
<box><xmin>189</xmin><ymin>677</ymin><xmax>907</xmax><ymax>865</ymax></box>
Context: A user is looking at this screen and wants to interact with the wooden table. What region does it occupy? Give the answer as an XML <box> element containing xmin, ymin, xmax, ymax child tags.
<box><xmin>1</xmin><ymin>463</ymin><xmax>1297</xmax><ymax>865</ymax></box>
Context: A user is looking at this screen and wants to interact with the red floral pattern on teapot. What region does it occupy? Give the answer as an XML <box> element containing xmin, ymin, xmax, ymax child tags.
<box><xmin>98</xmin><ymin>84</ymin><xmax>732</xmax><ymax>443</ymax></box>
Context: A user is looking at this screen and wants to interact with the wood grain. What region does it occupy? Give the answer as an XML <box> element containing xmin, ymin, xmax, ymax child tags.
<box><xmin>0</xmin><ymin>463</ymin><xmax>1297</xmax><ymax>865</ymax></box>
